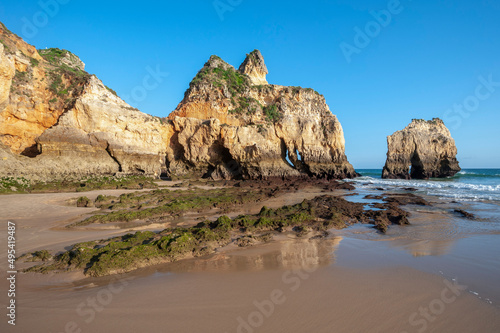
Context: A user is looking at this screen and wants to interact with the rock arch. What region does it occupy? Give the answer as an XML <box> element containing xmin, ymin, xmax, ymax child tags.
<box><xmin>382</xmin><ymin>118</ymin><xmax>461</xmax><ymax>179</ymax></box>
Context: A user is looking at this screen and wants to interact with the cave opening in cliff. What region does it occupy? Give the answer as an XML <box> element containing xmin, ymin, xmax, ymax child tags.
<box><xmin>284</xmin><ymin>149</ymin><xmax>294</xmax><ymax>168</ymax></box>
<box><xmin>296</xmin><ymin>149</ymin><xmax>302</xmax><ymax>161</ymax></box>
<box><xmin>21</xmin><ymin>144</ymin><xmax>41</xmax><ymax>158</ymax></box>
<box><xmin>410</xmin><ymin>151</ymin><xmax>425</xmax><ymax>179</ymax></box>
<box><xmin>202</xmin><ymin>143</ymin><xmax>242</xmax><ymax>179</ymax></box>
<box><xmin>281</xmin><ymin>140</ymin><xmax>295</xmax><ymax>169</ymax></box>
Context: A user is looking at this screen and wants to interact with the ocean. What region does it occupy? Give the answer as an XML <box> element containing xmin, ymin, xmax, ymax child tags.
<box><xmin>337</xmin><ymin>168</ymin><xmax>500</xmax><ymax>308</ymax></box>
<box><xmin>351</xmin><ymin>169</ymin><xmax>500</xmax><ymax>202</ymax></box>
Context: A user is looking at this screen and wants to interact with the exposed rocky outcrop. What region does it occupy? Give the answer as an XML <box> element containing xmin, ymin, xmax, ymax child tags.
<box><xmin>382</xmin><ymin>118</ymin><xmax>461</xmax><ymax>179</ymax></box>
<box><xmin>0</xmin><ymin>23</ymin><xmax>169</xmax><ymax>180</ymax></box>
<box><xmin>166</xmin><ymin>52</ymin><xmax>356</xmax><ymax>180</ymax></box>
<box><xmin>0</xmin><ymin>20</ymin><xmax>355</xmax><ymax>181</ymax></box>
<box><xmin>0</xmin><ymin>43</ymin><xmax>15</xmax><ymax>109</ymax></box>
<box><xmin>238</xmin><ymin>50</ymin><xmax>268</xmax><ymax>85</ymax></box>
<box><xmin>0</xmin><ymin>74</ymin><xmax>169</xmax><ymax>180</ymax></box>
<box><xmin>0</xmin><ymin>24</ymin><xmax>61</xmax><ymax>156</ymax></box>
<box><xmin>35</xmin><ymin>75</ymin><xmax>169</xmax><ymax>177</ymax></box>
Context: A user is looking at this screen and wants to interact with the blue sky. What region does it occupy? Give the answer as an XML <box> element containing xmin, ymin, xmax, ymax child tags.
<box><xmin>1</xmin><ymin>0</ymin><xmax>499</xmax><ymax>168</ymax></box>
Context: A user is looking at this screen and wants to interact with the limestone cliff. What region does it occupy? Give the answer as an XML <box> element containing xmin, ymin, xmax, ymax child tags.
<box><xmin>35</xmin><ymin>75</ymin><xmax>169</xmax><ymax>177</ymax></box>
<box><xmin>167</xmin><ymin>52</ymin><xmax>356</xmax><ymax>179</ymax></box>
<box><xmin>0</xmin><ymin>22</ymin><xmax>168</xmax><ymax>180</ymax></box>
<box><xmin>238</xmin><ymin>50</ymin><xmax>268</xmax><ymax>85</ymax></box>
<box><xmin>382</xmin><ymin>118</ymin><xmax>461</xmax><ymax>179</ymax></box>
<box><xmin>0</xmin><ymin>20</ymin><xmax>355</xmax><ymax>181</ymax></box>
<box><xmin>0</xmin><ymin>23</ymin><xmax>61</xmax><ymax>156</ymax></box>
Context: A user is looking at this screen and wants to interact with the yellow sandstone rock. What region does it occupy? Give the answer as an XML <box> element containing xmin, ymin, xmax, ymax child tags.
<box><xmin>382</xmin><ymin>118</ymin><xmax>461</xmax><ymax>179</ymax></box>
<box><xmin>0</xmin><ymin>20</ymin><xmax>355</xmax><ymax>181</ymax></box>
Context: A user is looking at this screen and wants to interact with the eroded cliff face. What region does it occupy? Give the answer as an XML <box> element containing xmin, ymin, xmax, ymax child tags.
<box><xmin>0</xmin><ymin>20</ymin><xmax>355</xmax><ymax>181</ymax></box>
<box><xmin>382</xmin><ymin>118</ymin><xmax>461</xmax><ymax>179</ymax></box>
<box><xmin>0</xmin><ymin>23</ymin><xmax>168</xmax><ymax>180</ymax></box>
<box><xmin>0</xmin><ymin>24</ymin><xmax>67</xmax><ymax>156</ymax></box>
<box><xmin>166</xmin><ymin>52</ymin><xmax>356</xmax><ymax>180</ymax></box>
<box><xmin>36</xmin><ymin>76</ymin><xmax>169</xmax><ymax>177</ymax></box>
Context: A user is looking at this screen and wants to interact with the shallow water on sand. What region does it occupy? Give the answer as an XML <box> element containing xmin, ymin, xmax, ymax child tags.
<box><xmin>7</xmin><ymin>233</ymin><xmax>500</xmax><ymax>333</ymax></box>
<box><xmin>336</xmin><ymin>188</ymin><xmax>500</xmax><ymax>308</ymax></box>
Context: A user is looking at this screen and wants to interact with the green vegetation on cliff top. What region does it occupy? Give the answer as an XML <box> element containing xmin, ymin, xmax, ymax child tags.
<box><xmin>189</xmin><ymin>58</ymin><xmax>250</xmax><ymax>97</ymax></box>
<box><xmin>187</xmin><ymin>55</ymin><xmax>325</xmax><ymax>124</ymax></box>
<box><xmin>39</xmin><ymin>48</ymin><xmax>71</xmax><ymax>66</ymax></box>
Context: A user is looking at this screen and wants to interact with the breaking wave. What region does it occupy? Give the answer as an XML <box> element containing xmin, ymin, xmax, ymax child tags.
<box><xmin>351</xmin><ymin>169</ymin><xmax>500</xmax><ymax>202</ymax></box>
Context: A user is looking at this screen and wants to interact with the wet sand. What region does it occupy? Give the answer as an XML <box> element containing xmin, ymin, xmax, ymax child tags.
<box><xmin>0</xmin><ymin>184</ymin><xmax>347</xmax><ymax>262</ymax></box>
<box><xmin>0</xmin><ymin>189</ymin><xmax>155</xmax><ymax>264</ymax></box>
<box><xmin>4</xmin><ymin>239</ymin><xmax>500</xmax><ymax>333</ymax></box>
<box><xmin>1</xmin><ymin>183</ymin><xmax>500</xmax><ymax>332</ymax></box>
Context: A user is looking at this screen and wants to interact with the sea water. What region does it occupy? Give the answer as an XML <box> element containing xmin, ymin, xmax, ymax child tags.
<box><xmin>352</xmin><ymin>169</ymin><xmax>500</xmax><ymax>202</ymax></box>
<box><xmin>338</xmin><ymin>169</ymin><xmax>500</xmax><ymax>307</ymax></box>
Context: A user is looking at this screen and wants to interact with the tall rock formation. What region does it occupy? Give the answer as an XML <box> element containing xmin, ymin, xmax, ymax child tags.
<box><xmin>0</xmin><ymin>20</ymin><xmax>355</xmax><ymax>181</ymax></box>
<box><xmin>0</xmin><ymin>22</ymin><xmax>168</xmax><ymax>180</ymax></box>
<box><xmin>238</xmin><ymin>50</ymin><xmax>268</xmax><ymax>85</ymax></box>
<box><xmin>166</xmin><ymin>51</ymin><xmax>356</xmax><ymax>179</ymax></box>
<box><xmin>382</xmin><ymin>118</ymin><xmax>461</xmax><ymax>179</ymax></box>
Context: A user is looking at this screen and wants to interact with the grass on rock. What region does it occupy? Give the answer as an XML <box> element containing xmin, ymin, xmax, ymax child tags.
<box><xmin>25</xmin><ymin>195</ymin><xmax>362</xmax><ymax>277</ymax></box>
<box><xmin>0</xmin><ymin>175</ymin><xmax>157</xmax><ymax>194</ymax></box>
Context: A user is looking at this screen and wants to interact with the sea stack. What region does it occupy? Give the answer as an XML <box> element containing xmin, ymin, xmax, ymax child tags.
<box><xmin>382</xmin><ymin>118</ymin><xmax>461</xmax><ymax>179</ymax></box>
<box><xmin>167</xmin><ymin>50</ymin><xmax>357</xmax><ymax>180</ymax></box>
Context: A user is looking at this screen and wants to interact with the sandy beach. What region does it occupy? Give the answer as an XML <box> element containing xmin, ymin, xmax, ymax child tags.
<box><xmin>1</xmin><ymin>181</ymin><xmax>500</xmax><ymax>332</ymax></box>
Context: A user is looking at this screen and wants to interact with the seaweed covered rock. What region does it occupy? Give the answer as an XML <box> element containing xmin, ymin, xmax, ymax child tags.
<box><xmin>382</xmin><ymin>118</ymin><xmax>461</xmax><ymax>179</ymax></box>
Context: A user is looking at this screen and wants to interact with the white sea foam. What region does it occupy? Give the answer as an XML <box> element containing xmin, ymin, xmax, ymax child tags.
<box><xmin>351</xmin><ymin>176</ymin><xmax>500</xmax><ymax>202</ymax></box>
<box><xmin>354</xmin><ymin>177</ymin><xmax>499</xmax><ymax>191</ymax></box>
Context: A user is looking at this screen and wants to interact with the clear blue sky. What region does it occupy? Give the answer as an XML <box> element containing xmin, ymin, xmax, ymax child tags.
<box><xmin>1</xmin><ymin>0</ymin><xmax>499</xmax><ymax>168</ymax></box>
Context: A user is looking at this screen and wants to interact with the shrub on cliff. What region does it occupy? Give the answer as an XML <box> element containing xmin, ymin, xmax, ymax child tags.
<box><xmin>39</xmin><ymin>48</ymin><xmax>67</xmax><ymax>65</ymax></box>
<box><xmin>263</xmin><ymin>104</ymin><xmax>282</xmax><ymax>122</ymax></box>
